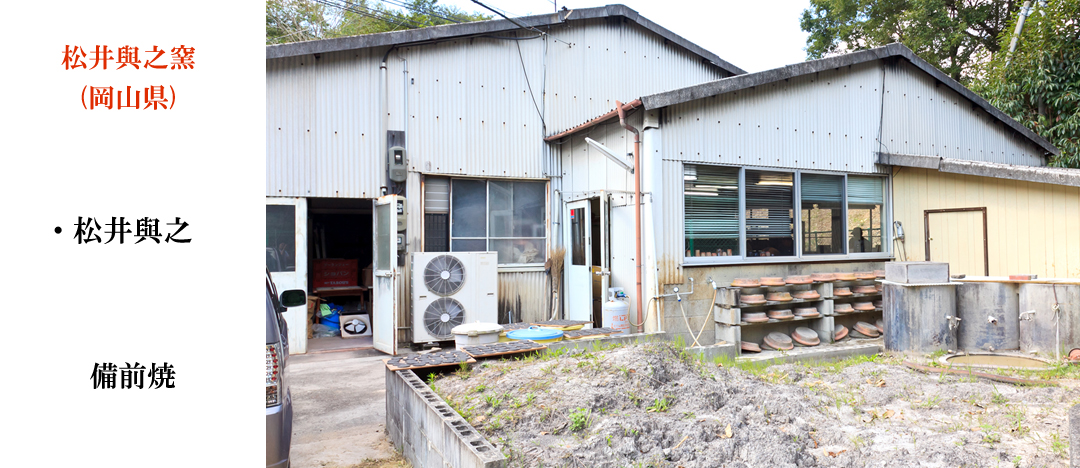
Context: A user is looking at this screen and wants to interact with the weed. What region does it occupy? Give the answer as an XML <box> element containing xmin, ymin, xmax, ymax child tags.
<box><xmin>626</xmin><ymin>391</ymin><xmax>643</xmax><ymax>407</ymax></box>
<box><xmin>541</xmin><ymin>364</ymin><xmax>557</xmax><ymax>374</ymax></box>
<box><xmin>850</xmin><ymin>435</ymin><xmax>867</xmax><ymax>450</ymax></box>
<box><xmin>991</xmin><ymin>391</ymin><xmax>1008</xmax><ymax>405</ymax></box>
<box><xmin>1011</xmin><ymin>455</ymin><xmax>1022</xmax><ymax>467</ymax></box>
<box><xmin>1051</xmin><ymin>432</ymin><xmax>1068</xmax><ymax>458</ymax></box>
<box><xmin>617</xmin><ymin>365</ymin><xmax>631</xmax><ymax>377</ymax></box>
<box><xmin>980</xmin><ymin>422</ymin><xmax>1001</xmax><ymax>445</ymax></box>
<box><xmin>472</xmin><ymin>384</ymin><xmax>487</xmax><ymax>394</ymax></box>
<box><xmin>484</xmin><ymin>394</ymin><xmax>501</xmax><ymax>408</ymax></box>
<box><xmin>682</xmin><ymin>411</ymin><xmax>695</xmax><ymax>420</ymax></box>
<box><xmin>569</xmin><ymin>408</ymin><xmax>591</xmax><ymax>432</ymax></box>
<box><xmin>647</xmin><ymin>396</ymin><xmax>672</xmax><ymax>413</ymax></box>
<box><xmin>1009</xmin><ymin>407</ymin><xmax>1029</xmax><ymax>436</ymax></box>
<box><xmin>455</xmin><ymin>362</ymin><xmax>471</xmax><ymax>380</ymax></box>
<box><xmin>525</xmin><ymin>392</ymin><xmax>536</xmax><ymax>406</ymax></box>
<box><xmin>917</xmin><ymin>395</ymin><xmax>942</xmax><ymax>409</ymax></box>
<box><xmin>426</xmin><ymin>372</ymin><xmax>437</xmax><ymax>385</ymax></box>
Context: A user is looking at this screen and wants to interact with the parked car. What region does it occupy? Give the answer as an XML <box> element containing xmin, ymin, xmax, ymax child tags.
<box><xmin>267</xmin><ymin>271</ymin><xmax>306</xmax><ymax>468</ymax></box>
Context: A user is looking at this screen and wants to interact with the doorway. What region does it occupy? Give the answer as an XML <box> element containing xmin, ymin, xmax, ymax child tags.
<box><xmin>565</xmin><ymin>195</ymin><xmax>608</xmax><ymax>324</ymax></box>
<box><xmin>306</xmin><ymin>198</ymin><xmax>376</xmax><ymax>353</ymax></box>
<box><xmin>925</xmin><ymin>207</ymin><xmax>989</xmax><ymax>276</ymax></box>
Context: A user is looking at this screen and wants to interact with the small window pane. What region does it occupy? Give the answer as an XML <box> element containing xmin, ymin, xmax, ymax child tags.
<box><xmin>266</xmin><ymin>205</ymin><xmax>295</xmax><ymax>272</ymax></box>
<box><xmin>848</xmin><ymin>176</ymin><xmax>884</xmax><ymax>253</ymax></box>
<box><xmin>376</xmin><ymin>202</ymin><xmax>391</xmax><ymax>270</ymax></box>
<box><xmin>489</xmin><ymin>181</ymin><xmax>546</xmax><ymax>238</ymax></box>
<box><xmin>570</xmin><ymin>207</ymin><xmax>586</xmax><ymax>265</ymax></box>
<box><xmin>451</xmin><ymin>179</ymin><xmax>487</xmax><ymax>238</ymax></box>
<box><xmin>451</xmin><ymin>239</ymin><xmax>487</xmax><ymax>252</ymax></box>
<box><xmin>801</xmin><ymin>173</ymin><xmax>844</xmax><ymax>255</ymax></box>
<box><xmin>684</xmin><ymin>165</ymin><xmax>740</xmax><ymax>257</ymax></box>
<box><xmin>491</xmin><ymin>239</ymin><xmax>546</xmax><ymax>264</ymax></box>
<box><xmin>745</xmin><ymin>170</ymin><xmax>794</xmax><ymax>257</ymax></box>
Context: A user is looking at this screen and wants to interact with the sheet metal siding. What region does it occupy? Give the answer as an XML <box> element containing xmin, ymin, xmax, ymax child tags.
<box><xmin>545</xmin><ymin>19</ymin><xmax>726</xmax><ymax>135</ymax></box>
<box><xmin>498</xmin><ymin>270</ymin><xmax>551</xmax><ymax>324</ymax></box>
<box><xmin>881</xmin><ymin>61</ymin><xmax>1045</xmax><ymax>166</ymax></box>
<box><xmin>660</xmin><ymin>61</ymin><xmax>888</xmax><ymax>174</ymax></box>
<box><xmin>659</xmin><ymin>159</ymin><xmax>686</xmax><ymax>285</ymax></box>
<box><xmin>558</xmin><ymin>115</ymin><xmax>638</xmax><ymax>196</ymax></box>
<box><xmin>267</xmin><ymin>20</ymin><xmax>728</xmax><ymax>193</ymax></box>
<box><xmin>267</xmin><ymin>51</ymin><xmax>383</xmax><ymax>197</ymax></box>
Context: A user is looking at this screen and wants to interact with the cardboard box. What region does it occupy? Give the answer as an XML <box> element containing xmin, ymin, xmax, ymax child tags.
<box><xmin>361</xmin><ymin>263</ymin><xmax>373</xmax><ymax>288</ymax></box>
<box><xmin>313</xmin><ymin>259</ymin><xmax>358</xmax><ymax>289</ymax></box>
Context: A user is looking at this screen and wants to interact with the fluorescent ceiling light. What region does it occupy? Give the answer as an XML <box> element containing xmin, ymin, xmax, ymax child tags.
<box><xmin>684</xmin><ymin>175</ymin><xmax>698</xmax><ymax>181</ymax></box>
<box><xmin>585</xmin><ymin>137</ymin><xmax>633</xmax><ymax>173</ymax></box>
<box><xmin>684</xmin><ymin>191</ymin><xmax>718</xmax><ymax>197</ymax></box>
<box><xmin>757</xmin><ymin>181</ymin><xmax>793</xmax><ymax>186</ymax></box>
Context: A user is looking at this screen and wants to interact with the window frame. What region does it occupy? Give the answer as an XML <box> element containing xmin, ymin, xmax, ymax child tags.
<box><xmin>682</xmin><ymin>163</ymin><xmax>891</xmax><ymax>265</ymax></box>
<box><xmin>445</xmin><ymin>177</ymin><xmax>549</xmax><ymax>268</ymax></box>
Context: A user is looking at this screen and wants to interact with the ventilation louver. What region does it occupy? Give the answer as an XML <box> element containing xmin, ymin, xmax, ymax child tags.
<box><xmin>423</xmin><ymin>297</ymin><xmax>466</xmax><ymax>339</ymax></box>
<box><xmin>424</xmin><ymin>254</ymin><xmax>466</xmax><ymax>296</ymax></box>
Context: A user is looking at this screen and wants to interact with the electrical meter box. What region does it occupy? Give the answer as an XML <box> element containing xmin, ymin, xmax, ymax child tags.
<box><xmin>388</xmin><ymin>146</ymin><xmax>407</xmax><ymax>182</ymax></box>
<box><xmin>395</xmin><ymin>197</ymin><xmax>407</xmax><ymax>232</ymax></box>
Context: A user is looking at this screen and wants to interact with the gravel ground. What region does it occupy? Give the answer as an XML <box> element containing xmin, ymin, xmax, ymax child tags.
<box><xmin>431</xmin><ymin>341</ymin><xmax>1079</xmax><ymax>468</ymax></box>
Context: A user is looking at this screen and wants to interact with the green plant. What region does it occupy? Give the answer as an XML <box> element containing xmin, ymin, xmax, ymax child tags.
<box><xmin>646</xmin><ymin>396</ymin><xmax>672</xmax><ymax>413</ymax></box>
<box><xmin>569</xmin><ymin>408</ymin><xmax>591</xmax><ymax>432</ymax></box>
<box><xmin>850</xmin><ymin>435</ymin><xmax>867</xmax><ymax>450</ymax></box>
<box><xmin>1009</xmin><ymin>407</ymin><xmax>1029</xmax><ymax>436</ymax></box>
<box><xmin>991</xmin><ymin>391</ymin><xmax>1008</xmax><ymax>405</ymax></box>
<box><xmin>484</xmin><ymin>394</ymin><xmax>501</xmax><ymax>408</ymax></box>
<box><xmin>426</xmin><ymin>372</ymin><xmax>437</xmax><ymax>385</ymax></box>
<box><xmin>917</xmin><ymin>395</ymin><xmax>942</xmax><ymax>409</ymax></box>
<box><xmin>627</xmin><ymin>391</ymin><xmax>643</xmax><ymax>407</ymax></box>
<box><xmin>605</xmin><ymin>434</ymin><xmax>613</xmax><ymax>447</ymax></box>
<box><xmin>1011</xmin><ymin>455</ymin><xmax>1022</xmax><ymax>467</ymax></box>
<box><xmin>1051</xmin><ymin>431</ymin><xmax>1068</xmax><ymax>458</ymax></box>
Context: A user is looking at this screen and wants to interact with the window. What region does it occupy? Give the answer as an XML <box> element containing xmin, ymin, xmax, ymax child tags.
<box><xmin>266</xmin><ymin>205</ymin><xmax>295</xmax><ymax>272</ymax></box>
<box><xmin>745</xmin><ymin>171</ymin><xmax>794</xmax><ymax>257</ymax></box>
<box><xmin>684</xmin><ymin>165</ymin><xmax>739</xmax><ymax>257</ymax></box>
<box><xmin>441</xmin><ymin>178</ymin><xmax>547</xmax><ymax>265</ymax></box>
<box><xmin>847</xmin><ymin>176</ymin><xmax>884</xmax><ymax>253</ymax></box>
<box><xmin>801</xmin><ymin>173</ymin><xmax>844</xmax><ymax>255</ymax></box>
<box><xmin>683</xmin><ymin>163</ymin><xmax>888</xmax><ymax>261</ymax></box>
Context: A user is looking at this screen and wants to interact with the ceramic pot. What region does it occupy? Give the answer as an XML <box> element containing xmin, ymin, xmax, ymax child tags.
<box><xmin>794</xmin><ymin>307</ymin><xmax>819</xmax><ymax>317</ymax></box>
<box><xmin>793</xmin><ymin>290</ymin><xmax>820</xmax><ymax>300</ymax></box>
<box><xmin>853</xmin><ymin>302</ymin><xmax>875</xmax><ymax>311</ymax></box>
<box><xmin>767</xmin><ymin>308</ymin><xmax>794</xmax><ymax>320</ymax></box>
<box><xmin>742</xmin><ymin>311</ymin><xmax>769</xmax><ymax>323</ymax></box>
<box><xmin>766</xmin><ymin>291</ymin><xmax>793</xmax><ymax>302</ymax></box>
<box><xmin>731</xmin><ymin>278</ymin><xmax>760</xmax><ymax>288</ymax></box>
<box><xmin>792</xmin><ymin>327</ymin><xmax>820</xmax><ymax>346</ymax></box>
<box><xmin>762</xmin><ymin>332</ymin><xmax>793</xmax><ymax>351</ymax></box>
<box><xmin>810</xmin><ymin>273</ymin><xmax>835</xmax><ymax>282</ymax></box>
<box><xmin>785</xmin><ymin>275</ymin><xmax>812</xmax><ymax>285</ymax></box>
<box><xmin>835</xmin><ymin>272</ymin><xmax>856</xmax><ymax>281</ymax></box>
<box><xmin>741</xmin><ymin>341</ymin><xmax>762</xmax><ymax>353</ymax></box>
<box><xmin>834</xmin><ymin>287</ymin><xmax>853</xmax><ymax>296</ymax></box>
<box><xmin>834</xmin><ymin>324</ymin><xmax>849</xmax><ymax>341</ymax></box>
<box><xmin>853</xmin><ymin>285</ymin><xmax>878</xmax><ymax>294</ymax></box>
<box><xmin>854</xmin><ymin>321</ymin><xmax>880</xmax><ymax>338</ymax></box>
<box><xmin>741</xmin><ymin>294</ymin><xmax>766</xmax><ymax>305</ymax></box>
<box><xmin>834</xmin><ymin>302</ymin><xmax>855</xmax><ymax>313</ymax></box>
<box><xmin>760</xmin><ymin>276</ymin><xmax>785</xmax><ymax>286</ymax></box>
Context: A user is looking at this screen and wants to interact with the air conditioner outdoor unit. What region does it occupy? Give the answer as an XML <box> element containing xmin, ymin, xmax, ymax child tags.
<box><xmin>411</xmin><ymin>252</ymin><xmax>498</xmax><ymax>343</ymax></box>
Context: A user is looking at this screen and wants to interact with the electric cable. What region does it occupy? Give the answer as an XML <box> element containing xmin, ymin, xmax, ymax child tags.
<box><xmin>515</xmin><ymin>40</ymin><xmax>547</xmax><ymax>131</ymax></box>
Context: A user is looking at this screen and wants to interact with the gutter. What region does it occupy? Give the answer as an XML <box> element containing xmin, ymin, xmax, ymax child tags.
<box><xmin>616</xmin><ymin>100</ymin><xmax>644</xmax><ymax>332</ymax></box>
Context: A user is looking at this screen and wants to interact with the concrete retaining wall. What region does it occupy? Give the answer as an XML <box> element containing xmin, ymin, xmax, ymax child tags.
<box><xmin>385</xmin><ymin>368</ymin><xmax>506</xmax><ymax>468</ymax></box>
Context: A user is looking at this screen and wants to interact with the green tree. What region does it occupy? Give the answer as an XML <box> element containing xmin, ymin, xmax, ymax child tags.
<box><xmin>979</xmin><ymin>0</ymin><xmax>1080</xmax><ymax>167</ymax></box>
<box><xmin>800</xmin><ymin>0</ymin><xmax>1020</xmax><ymax>83</ymax></box>
<box><xmin>267</xmin><ymin>0</ymin><xmax>491</xmax><ymax>45</ymax></box>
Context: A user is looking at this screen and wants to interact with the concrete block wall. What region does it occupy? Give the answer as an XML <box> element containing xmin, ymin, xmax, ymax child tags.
<box><xmin>385</xmin><ymin>368</ymin><xmax>506</xmax><ymax>468</ymax></box>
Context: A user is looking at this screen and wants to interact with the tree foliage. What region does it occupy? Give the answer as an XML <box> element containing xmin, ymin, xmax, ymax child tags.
<box><xmin>267</xmin><ymin>0</ymin><xmax>491</xmax><ymax>45</ymax></box>
<box><xmin>979</xmin><ymin>0</ymin><xmax>1080</xmax><ymax>167</ymax></box>
<box><xmin>800</xmin><ymin>0</ymin><xmax>1019</xmax><ymax>83</ymax></box>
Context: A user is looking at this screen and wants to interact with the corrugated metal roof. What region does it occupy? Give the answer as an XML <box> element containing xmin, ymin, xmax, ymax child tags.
<box><xmin>642</xmin><ymin>43</ymin><xmax>1057</xmax><ymax>157</ymax></box>
<box><xmin>265</xmin><ymin>4</ymin><xmax>745</xmax><ymax>76</ymax></box>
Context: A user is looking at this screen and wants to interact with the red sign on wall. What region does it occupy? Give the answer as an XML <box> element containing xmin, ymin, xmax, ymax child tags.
<box><xmin>313</xmin><ymin>259</ymin><xmax>358</xmax><ymax>289</ymax></box>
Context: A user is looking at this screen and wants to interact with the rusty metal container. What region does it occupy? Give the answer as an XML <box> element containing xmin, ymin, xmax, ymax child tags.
<box><xmin>882</xmin><ymin>281</ymin><xmax>958</xmax><ymax>353</ymax></box>
<box><xmin>1019</xmin><ymin>284</ymin><xmax>1080</xmax><ymax>357</ymax></box>
<box><xmin>956</xmin><ymin>282</ymin><xmax>1020</xmax><ymax>352</ymax></box>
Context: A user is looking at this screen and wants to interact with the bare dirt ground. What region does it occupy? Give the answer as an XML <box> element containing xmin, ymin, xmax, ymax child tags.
<box><xmin>431</xmin><ymin>341</ymin><xmax>1079</xmax><ymax>468</ymax></box>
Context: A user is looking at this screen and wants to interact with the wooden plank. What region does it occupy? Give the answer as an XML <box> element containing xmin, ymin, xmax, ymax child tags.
<box><xmin>1051</xmin><ymin>183</ymin><xmax>1067</xmax><ymax>277</ymax></box>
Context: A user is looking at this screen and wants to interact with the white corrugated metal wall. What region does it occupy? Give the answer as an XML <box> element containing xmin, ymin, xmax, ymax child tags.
<box><xmin>880</xmin><ymin>60</ymin><xmax>1045</xmax><ymax>166</ymax></box>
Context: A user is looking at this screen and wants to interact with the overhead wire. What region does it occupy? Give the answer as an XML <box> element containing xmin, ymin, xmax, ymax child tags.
<box><xmin>314</xmin><ymin>0</ymin><xmax>428</xmax><ymax>31</ymax></box>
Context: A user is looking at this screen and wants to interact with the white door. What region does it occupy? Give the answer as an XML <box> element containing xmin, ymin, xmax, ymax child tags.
<box><xmin>564</xmin><ymin>200</ymin><xmax>592</xmax><ymax>321</ymax></box>
<box><xmin>372</xmin><ymin>195</ymin><xmax>399</xmax><ymax>355</ymax></box>
<box><xmin>267</xmin><ymin>198</ymin><xmax>308</xmax><ymax>354</ymax></box>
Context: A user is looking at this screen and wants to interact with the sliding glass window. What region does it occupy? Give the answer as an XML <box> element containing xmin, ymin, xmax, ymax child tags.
<box><xmin>847</xmin><ymin>176</ymin><xmax>884</xmax><ymax>253</ymax></box>
<box><xmin>800</xmin><ymin>173</ymin><xmax>845</xmax><ymax>255</ymax></box>
<box><xmin>684</xmin><ymin>165</ymin><xmax>740</xmax><ymax>257</ymax></box>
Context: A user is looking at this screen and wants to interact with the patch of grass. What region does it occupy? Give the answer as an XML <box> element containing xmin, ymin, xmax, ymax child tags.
<box><xmin>1008</xmin><ymin>406</ymin><xmax>1029</xmax><ymax>436</ymax></box>
<box><xmin>850</xmin><ymin>434</ymin><xmax>867</xmax><ymax>450</ymax></box>
<box><xmin>484</xmin><ymin>394</ymin><xmax>501</xmax><ymax>408</ymax></box>
<box><xmin>916</xmin><ymin>395</ymin><xmax>942</xmax><ymax>409</ymax></box>
<box><xmin>569</xmin><ymin>408</ymin><xmax>591</xmax><ymax>432</ymax></box>
<box><xmin>626</xmin><ymin>391</ymin><xmax>643</xmax><ymax>407</ymax></box>
<box><xmin>472</xmin><ymin>384</ymin><xmax>487</xmax><ymax>394</ymax></box>
<box><xmin>990</xmin><ymin>390</ymin><xmax>1008</xmax><ymax>405</ymax></box>
<box><xmin>980</xmin><ymin>422</ymin><xmax>1001</xmax><ymax>445</ymax></box>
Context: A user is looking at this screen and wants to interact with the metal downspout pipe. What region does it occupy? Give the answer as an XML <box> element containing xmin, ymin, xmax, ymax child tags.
<box><xmin>616</xmin><ymin>100</ymin><xmax>643</xmax><ymax>333</ymax></box>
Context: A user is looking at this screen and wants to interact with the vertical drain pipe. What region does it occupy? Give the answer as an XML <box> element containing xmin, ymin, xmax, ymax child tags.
<box><xmin>616</xmin><ymin>100</ymin><xmax>643</xmax><ymax>332</ymax></box>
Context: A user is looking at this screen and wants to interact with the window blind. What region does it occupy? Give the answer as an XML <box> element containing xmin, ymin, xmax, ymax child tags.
<box><xmin>848</xmin><ymin>176</ymin><xmax>884</xmax><ymax>205</ymax></box>
<box><xmin>800</xmin><ymin>173</ymin><xmax>843</xmax><ymax>204</ymax></box>
<box><xmin>745</xmin><ymin>170</ymin><xmax>793</xmax><ymax>239</ymax></box>
<box><xmin>684</xmin><ymin>165</ymin><xmax>739</xmax><ymax>240</ymax></box>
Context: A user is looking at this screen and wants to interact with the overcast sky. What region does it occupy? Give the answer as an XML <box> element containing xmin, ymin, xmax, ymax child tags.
<box><xmin>438</xmin><ymin>0</ymin><xmax>813</xmax><ymax>73</ymax></box>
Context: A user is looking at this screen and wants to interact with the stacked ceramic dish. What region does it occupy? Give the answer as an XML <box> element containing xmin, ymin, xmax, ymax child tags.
<box><xmin>810</xmin><ymin>273</ymin><xmax>835</xmax><ymax>282</ymax></box>
<box><xmin>741</xmin><ymin>341</ymin><xmax>762</xmax><ymax>353</ymax></box>
<box><xmin>834</xmin><ymin>302</ymin><xmax>855</xmax><ymax>314</ymax></box>
<box><xmin>761</xmin><ymin>332</ymin><xmax>794</xmax><ymax>351</ymax></box>
<box><xmin>785</xmin><ymin>275</ymin><xmax>812</xmax><ymax>285</ymax></box>
<box><xmin>792</xmin><ymin>327</ymin><xmax>820</xmax><ymax>346</ymax></box>
<box><xmin>741</xmin><ymin>294</ymin><xmax>766</xmax><ymax>305</ymax></box>
<box><xmin>794</xmin><ymin>307</ymin><xmax>819</xmax><ymax>318</ymax></box>
<box><xmin>767</xmin><ymin>308</ymin><xmax>794</xmax><ymax>320</ymax></box>
<box><xmin>792</xmin><ymin>290</ymin><xmax>820</xmax><ymax>300</ymax></box>
<box><xmin>852</xmin><ymin>285</ymin><xmax>878</xmax><ymax>294</ymax></box>
<box><xmin>855</xmin><ymin>271</ymin><xmax>877</xmax><ymax>280</ymax></box>
<box><xmin>834</xmin><ymin>287</ymin><xmax>853</xmax><ymax>296</ymax></box>
<box><xmin>760</xmin><ymin>276</ymin><xmax>785</xmax><ymax>286</ymax></box>
<box><xmin>766</xmin><ymin>291</ymin><xmax>793</xmax><ymax>302</ymax></box>
<box><xmin>834</xmin><ymin>272</ymin><xmax>857</xmax><ymax>281</ymax></box>
<box><xmin>853</xmin><ymin>302</ymin><xmax>876</xmax><ymax>311</ymax></box>
<box><xmin>852</xmin><ymin>321</ymin><xmax>881</xmax><ymax>338</ymax></box>
<box><xmin>833</xmin><ymin>324</ymin><xmax>849</xmax><ymax>341</ymax></box>
<box><xmin>873</xmin><ymin>270</ymin><xmax>886</xmax><ymax>279</ymax></box>
<box><xmin>742</xmin><ymin>311</ymin><xmax>769</xmax><ymax>323</ymax></box>
<box><xmin>731</xmin><ymin>278</ymin><xmax>760</xmax><ymax>288</ymax></box>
